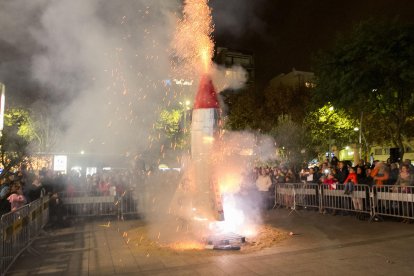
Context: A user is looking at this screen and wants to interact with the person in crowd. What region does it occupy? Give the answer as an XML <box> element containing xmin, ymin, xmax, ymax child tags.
<box><xmin>394</xmin><ymin>164</ymin><xmax>413</xmax><ymax>192</ymax></box>
<box><xmin>41</xmin><ymin>169</ymin><xmax>56</xmax><ymax>195</ymax></box>
<box><xmin>394</xmin><ymin>164</ymin><xmax>414</xmax><ymax>223</ymax></box>
<box><xmin>315</xmin><ymin>166</ymin><xmax>324</xmax><ymax>184</ymax></box>
<box><xmin>356</xmin><ymin>166</ymin><xmax>368</xmax><ymax>185</ymax></box>
<box><xmin>323</xmin><ymin>172</ymin><xmax>337</xmax><ymax>190</ymax></box>
<box><xmin>275</xmin><ymin>167</ymin><xmax>286</xmax><ymax>184</ymax></box>
<box><xmin>388</xmin><ymin>163</ymin><xmax>399</xmax><ymax>185</ymax></box>
<box><xmin>285</xmin><ymin>168</ymin><xmax>297</xmax><ymax>183</ymax></box>
<box><xmin>98</xmin><ymin>174</ymin><xmax>110</xmax><ymax>196</ymax></box>
<box><xmin>306</xmin><ymin>167</ymin><xmax>319</xmax><ymax>183</ymax></box>
<box><xmin>26</xmin><ymin>175</ymin><xmax>45</xmax><ymax>202</ymax></box>
<box><xmin>335</xmin><ymin>161</ymin><xmax>349</xmax><ymax>185</ymax></box>
<box><xmin>7</xmin><ymin>183</ymin><xmax>27</xmax><ymax>211</ymax></box>
<box><xmin>299</xmin><ymin>167</ymin><xmax>310</xmax><ymax>183</ymax></box>
<box><xmin>370</xmin><ymin>161</ymin><xmax>389</xmax><ymax>186</ymax></box>
<box><xmin>356</xmin><ymin>159</ymin><xmax>366</xmax><ymax>169</ymax></box>
<box><xmin>255</xmin><ymin>167</ymin><xmax>273</xmax><ymax>210</ymax></box>
<box><xmin>343</xmin><ymin>167</ymin><xmax>357</xmax><ymax>195</ymax></box>
<box><xmin>403</xmin><ymin>159</ymin><xmax>414</xmax><ymax>174</ymax></box>
<box><xmin>364</xmin><ymin>166</ymin><xmax>374</xmax><ymax>186</ymax></box>
<box><xmin>330</xmin><ymin>156</ymin><xmax>339</xmax><ymax>168</ymax></box>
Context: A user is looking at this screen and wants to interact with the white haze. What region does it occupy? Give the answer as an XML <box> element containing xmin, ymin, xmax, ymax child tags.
<box><xmin>0</xmin><ymin>0</ymin><xmax>248</xmax><ymax>159</ymax></box>
<box><xmin>1</xmin><ymin>0</ymin><xmax>271</xmax><ymax>243</ymax></box>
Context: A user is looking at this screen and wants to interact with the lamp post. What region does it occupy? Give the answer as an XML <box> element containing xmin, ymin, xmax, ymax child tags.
<box><xmin>327</xmin><ymin>106</ymin><xmax>335</xmax><ymax>162</ymax></box>
<box><xmin>354</xmin><ymin>112</ymin><xmax>368</xmax><ymax>163</ymax></box>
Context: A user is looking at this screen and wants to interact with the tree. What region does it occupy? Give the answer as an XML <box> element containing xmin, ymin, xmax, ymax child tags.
<box><xmin>223</xmin><ymin>87</ymin><xmax>265</xmax><ymax>131</ymax></box>
<box><xmin>154</xmin><ymin>108</ymin><xmax>186</xmax><ymax>148</ymax></box>
<box><xmin>304</xmin><ymin>104</ymin><xmax>358</xmax><ymax>159</ymax></box>
<box><xmin>270</xmin><ymin>114</ymin><xmax>314</xmax><ymax>167</ymax></box>
<box><xmin>0</xmin><ymin>108</ymin><xmax>35</xmax><ymax>177</ymax></box>
<box><xmin>312</xmin><ymin>19</ymin><xmax>414</xmax><ymax>159</ymax></box>
<box><xmin>29</xmin><ymin>101</ymin><xmax>60</xmax><ymax>153</ymax></box>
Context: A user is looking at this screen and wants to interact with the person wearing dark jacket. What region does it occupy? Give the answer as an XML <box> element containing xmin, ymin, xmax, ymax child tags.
<box><xmin>335</xmin><ymin>161</ymin><xmax>349</xmax><ymax>184</ymax></box>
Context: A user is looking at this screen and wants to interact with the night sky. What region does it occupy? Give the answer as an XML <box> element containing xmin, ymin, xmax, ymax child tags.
<box><xmin>211</xmin><ymin>0</ymin><xmax>414</xmax><ymax>89</ymax></box>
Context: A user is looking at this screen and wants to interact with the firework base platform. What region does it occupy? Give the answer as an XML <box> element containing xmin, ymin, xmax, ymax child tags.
<box><xmin>205</xmin><ymin>232</ymin><xmax>245</xmax><ymax>249</ymax></box>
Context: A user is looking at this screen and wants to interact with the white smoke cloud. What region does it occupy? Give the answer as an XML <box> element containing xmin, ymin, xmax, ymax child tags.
<box><xmin>0</xmin><ymin>0</ymin><xmax>182</xmax><ymax>157</ymax></box>
<box><xmin>0</xmin><ymin>0</ymin><xmax>249</xmax><ymax>158</ymax></box>
<box><xmin>211</xmin><ymin>64</ymin><xmax>247</xmax><ymax>92</ymax></box>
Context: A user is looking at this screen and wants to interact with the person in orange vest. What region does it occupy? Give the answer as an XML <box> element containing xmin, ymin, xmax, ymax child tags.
<box><xmin>370</xmin><ymin>161</ymin><xmax>389</xmax><ymax>186</ymax></box>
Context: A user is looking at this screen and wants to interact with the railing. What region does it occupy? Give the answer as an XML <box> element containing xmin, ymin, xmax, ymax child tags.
<box><xmin>1</xmin><ymin>195</ymin><xmax>50</xmax><ymax>275</ymax></box>
<box><xmin>58</xmin><ymin>189</ymin><xmax>139</xmax><ymax>220</ymax></box>
<box><xmin>373</xmin><ymin>185</ymin><xmax>414</xmax><ymax>221</ymax></box>
<box><xmin>274</xmin><ymin>183</ymin><xmax>414</xmax><ymax>221</ymax></box>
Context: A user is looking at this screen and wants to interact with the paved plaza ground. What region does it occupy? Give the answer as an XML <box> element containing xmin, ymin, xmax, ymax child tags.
<box><xmin>6</xmin><ymin>209</ymin><xmax>414</xmax><ymax>275</ymax></box>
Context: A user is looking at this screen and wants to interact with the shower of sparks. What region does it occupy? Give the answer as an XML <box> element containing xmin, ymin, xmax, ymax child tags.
<box><xmin>172</xmin><ymin>0</ymin><xmax>214</xmax><ymax>76</ymax></box>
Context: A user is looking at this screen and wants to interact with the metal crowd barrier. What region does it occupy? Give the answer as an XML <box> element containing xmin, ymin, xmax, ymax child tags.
<box><xmin>118</xmin><ymin>189</ymin><xmax>139</xmax><ymax>220</ymax></box>
<box><xmin>59</xmin><ymin>192</ymin><xmax>118</xmax><ymax>218</ymax></box>
<box><xmin>274</xmin><ymin>183</ymin><xmax>319</xmax><ymax>212</ymax></box>
<box><xmin>1</xmin><ymin>195</ymin><xmax>50</xmax><ymax>275</ymax></box>
<box><xmin>274</xmin><ymin>184</ymin><xmax>295</xmax><ymax>209</ymax></box>
<box><xmin>274</xmin><ymin>183</ymin><xmax>414</xmax><ymax>221</ymax></box>
<box><xmin>58</xmin><ymin>189</ymin><xmax>139</xmax><ymax>219</ymax></box>
<box><xmin>320</xmin><ymin>184</ymin><xmax>371</xmax><ymax>216</ymax></box>
<box><xmin>372</xmin><ymin>185</ymin><xmax>414</xmax><ymax>221</ymax></box>
<box><xmin>292</xmin><ymin>183</ymin><xmax>320</xmax><ymax>210</ymax></box>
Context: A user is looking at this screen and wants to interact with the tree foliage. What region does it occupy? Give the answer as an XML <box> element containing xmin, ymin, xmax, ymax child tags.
<box><xmin>223</xmin><ymin>87</ymin><xmax>264</xmax><ymax>131</ymax></box>
<box><xmin>304</xmin><ymin>104</ymin><xmax>358</xmax><ymax>154</ymax></box>
<box><xmin>155</xmin><ymin>109</ymin><xmax>182</xmax><ymax>138</ymax></box>
<box><xmin>270</xmin><ymin>114</ymin><xmax>314</xmax><ymax>166</ymax></box>
<box><xmin>4</xmin><ymin>108</ymin><xmax>36</xmax><ymax>141</ymax></box>
<box><xmin>0</xmin><ymin>108</ymin><xmax>35</xmax><ymax>177</ymax></box>
<box><xmin>312</xmin><ymin>19</ymin><xmax>414</xmax><ymax>158</ymax></box>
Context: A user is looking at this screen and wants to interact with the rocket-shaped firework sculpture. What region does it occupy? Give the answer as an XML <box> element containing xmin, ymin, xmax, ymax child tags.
<box><xmin>190</xmin><ymin>75</ymin><xmax>224</xmax><ymax>221</ymax></box>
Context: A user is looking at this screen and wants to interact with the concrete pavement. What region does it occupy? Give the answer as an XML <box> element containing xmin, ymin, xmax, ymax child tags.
<box><xmin>6</xmin><ymin>209</ymin><xmax>414</xmax><ymax>275</ymax></box>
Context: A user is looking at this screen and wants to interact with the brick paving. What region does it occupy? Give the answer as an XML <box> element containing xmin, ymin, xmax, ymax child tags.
<box><xmin>6</xmin><ymin>209</ymin><xmax>414</xmax><ymax>275</ymax></box>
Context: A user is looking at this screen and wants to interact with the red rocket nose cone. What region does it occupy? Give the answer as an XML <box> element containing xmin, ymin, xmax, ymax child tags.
<box><xmin>193</xmin><ymin>75</ymin><xmax>219</xmax><ymax>109</ymax></box>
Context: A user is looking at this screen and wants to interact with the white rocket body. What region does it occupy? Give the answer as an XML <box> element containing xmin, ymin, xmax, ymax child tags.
<box><xmin>190</xmin><ymin>75</ymin><xmax>224</xmax><ymax>221</ymax></box>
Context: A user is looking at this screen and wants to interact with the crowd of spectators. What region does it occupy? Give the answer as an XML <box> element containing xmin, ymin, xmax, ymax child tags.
<box><xmin>0</xmin><ymin>165</ymin><xmax>136</xmax><ymax>217</ymax></box>
<box><xmin>2</xmin><ymin>156</ymin><xmax>414</xmax><ymax>219</ymax></box>
<box><xmin>240</xmin><ymin>157</ymin><xmax>414</xmax><ymax>213</ymax></box>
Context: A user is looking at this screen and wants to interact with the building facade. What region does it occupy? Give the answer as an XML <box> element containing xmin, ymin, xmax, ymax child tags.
<box><xmin>214</xmin><ymin>47</ymin><xmax>255</xmax><ymax>87</ymax></box>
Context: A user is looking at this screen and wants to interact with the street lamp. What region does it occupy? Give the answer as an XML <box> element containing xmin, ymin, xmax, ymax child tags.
<box><xmin>354</xmin><ymin>112</ymin><xmax>368</xmax><ymax>162</ymax></box>
<box><xmin>327</xmin><ymin>105</ymin><xmax>335</xmax><ymax>162</ymax></box>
